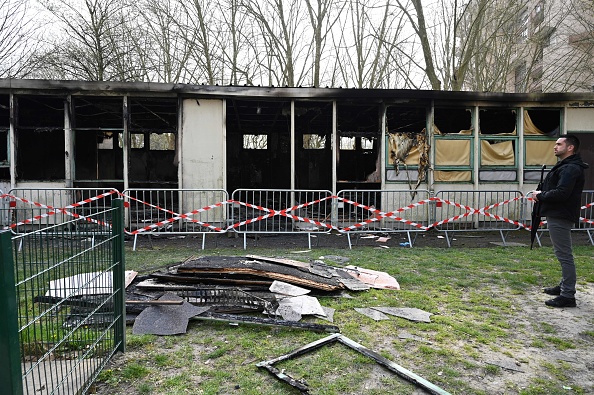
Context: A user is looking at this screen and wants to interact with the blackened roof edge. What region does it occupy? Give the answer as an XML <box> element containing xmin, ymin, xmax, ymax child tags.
<box><xmin>0</xmin><ymin>78</ymin><xmax>592</xmax><ymax>105</ymax></box>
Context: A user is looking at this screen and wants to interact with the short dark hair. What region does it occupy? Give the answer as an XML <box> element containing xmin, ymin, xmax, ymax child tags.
<box><xmin>563</xmin><ymin>134</ymin><xmax>580</xmax><ymax>152</ymax></box>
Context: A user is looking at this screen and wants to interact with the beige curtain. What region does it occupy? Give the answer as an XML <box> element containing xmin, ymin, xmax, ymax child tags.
<box><xmin>480</xmin><ymin>140</ymin><xmax>515</xmax><ymax>166</ymax></box>
<box><xmin>435</xmin><ymin>139</ymin><xmax>471</xmax><ymax>166</ymax></box>
<box><xmin>524</xmin><ymin>110</ymin><xmax>547</xmax><ymax>135</ymax></box>
<box><xmin>434</xmin><ymin>171</ymin><xmax>472</xmax><ymax>182</ymax></box>
<box><xmin>526</xmin><ymin>140</ymin><xmax>557</xmax><ymax>165</ymax></box>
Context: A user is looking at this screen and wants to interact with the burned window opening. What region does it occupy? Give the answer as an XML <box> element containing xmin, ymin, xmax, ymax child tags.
<box><xmin>15</xmin><ymin>95</ymin><xmax>65</xmax><ymax>181</ymax></box>
<box><xmin>73</xmin><ymin>96</ymin><xmax>123</xmax><ymax>129</ymax></box>
<box><xmin>478</xmin><ymin>108</ymin><xmax>518</xmax><ymax>182</ymax></box>
<box><xmin>386</xmin><ymin>106</ymin><xmax>429</xmax><ymax>197</ymax></box>
<box><xmin>244</xmin><ymin>134</ymin><xmax>268</xmax><ymax>149</ymax></box>
<box><xmin>0</xmin><ymin>95</ymin><xmax>9</xmax><ymax>168</ymax></box>
<box><xmin>295</xmin><ymin>101</ymin><xmax>332</xmax><ymax>190</ymax></box>
<box><xmin>15</xmin><ymin>95</ymin><xmax>65</xmax><ymax>128</ymax></box>
<box><xmin>434</xmin><ymin>108</ymin><xmax>472</xmax><ymax>134</ymax></box>
<box><xmin>337</xmin><ymin>104</ymin><xmax>380</xmax><ymax>186</ymax></box>
<box><xmin>129</xmin><ymin>97</ymin><xmax>177</xmax><ymax>131</ymax></box>
<box><xmin>226</xmin><ymin>100</ymin><xmax>291</xmax><ymax>192</ymax></box>
<box><xmin>525</xmin><ymin>109</ymin><xmax>560</xmax><ymax>136</ymax></box>
<box><xmin>303</xmin><ymin>134</ymin><xmax>326</xmax><ymax>149</ymax></box>
<box><xmin>75</xmin><ymin>130</ymin><xmax>123</xmax><ymax>182</ymax></box>
<box><xmin>129</xmin><ymin>97</ymin><xmax>178</xmax><ymax>187</ymax></box>
<box><xmin>479</xmin><ymin>108</ymin><xmax>517</xmax><ymax>135</ymax></box>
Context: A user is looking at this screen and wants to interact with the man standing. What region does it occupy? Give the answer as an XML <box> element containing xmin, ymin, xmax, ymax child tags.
<box><xmin>533</xmin><ymin>134</ymin><xmax>588</xmax><ymax>308</ymax></box>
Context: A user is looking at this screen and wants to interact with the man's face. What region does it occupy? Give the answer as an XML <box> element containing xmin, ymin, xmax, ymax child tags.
<box><xmin>554</xmin><ymin>138</ymin><xmax>573</xmax><ymax>160</ymax></box>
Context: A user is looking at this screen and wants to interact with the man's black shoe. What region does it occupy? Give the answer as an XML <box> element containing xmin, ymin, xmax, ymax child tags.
<box><xmin>545</xmin><ymin>295</ymin><xmax>576</xmax><ymax>308</ymax></box>
<box><xmin>544</xmin><ymin>286</ymin><xmax>561</xmax><ymax>296</ymax></box>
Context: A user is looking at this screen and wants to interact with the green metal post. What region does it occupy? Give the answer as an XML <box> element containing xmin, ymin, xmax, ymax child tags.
<box><xmin>112</xmin><ymin>199</ymin><xmax>126</xmax><ymax>352</ymax></box>
<box><xmin>0</xmin><ymin>230</ymin><xmax>23</xmax><ymax>395</ymax></box>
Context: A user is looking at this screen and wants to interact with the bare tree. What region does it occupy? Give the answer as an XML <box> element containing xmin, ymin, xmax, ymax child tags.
<box><xmin>304</xmin><ymin>0</ymin><xmax>346</xmax><ymax>87</ymax></box>
<box><xmin>333</xmin><ymin>0</ymin><xmax>409</xmax><ymax>89</ymax></box>
<box><xmin>40</xmin><ymin>0</ymin><xmax>137</xmax><ymax>81</ymax></box>
<box><xmin>132</xmin><ymin>0</ymin><xmax>197</xmax><ymax>83</ymax></box>
<box><xmin>240</xmin><ymin>0</ymin><xmax>309</xmax><ymax>86</ymax></box>
<box><xmin>0</xmin><ymin>0</ymin><xmax>44</xmax><ymax>78</ymax></box>
<box><xmin>213</xmin><ymin>0</ymin><xmax>252</xmax><ymax>85</ymax></box>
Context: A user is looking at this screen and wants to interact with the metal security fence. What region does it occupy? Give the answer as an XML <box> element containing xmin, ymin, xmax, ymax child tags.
<box><xmin>122</xmin><ymin>188</ymin><xmax>228</xmax><ymax>250</ymax></box>
<box><xmin>433</xmin><ymin>190</ymin><xmax>525</xmax><ymax>247</ymax></box>
<box><xmin>230</xmin><ymin>189</ymin><xmax>334</xmax><ymax>249</ymax></box>
<box><xmin>0</xmin><ymin>200</ymin><xmax>126</xmax><ymax>395</ymax></box>
<box><xmin>336</xmin><ymin>189</ymin><xmax>431</xmax><ymax>248</ymax></box>
<box><xmin>3</xmin><ymin>188</ymin><xmax>120</xmax><ymax>236</ymax></box>
<box><xmin>531</xmin><ymin>189</ymin><xmax>594</xmax><ymax>247</ymax></box>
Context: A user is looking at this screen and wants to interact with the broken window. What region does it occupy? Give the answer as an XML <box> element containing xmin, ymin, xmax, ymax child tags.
<box><xmin>16</xmin><ymin>95</ymin><xmax>65</xmax><ymax>181</ymax></box>
<box><xmin>385</xmin><ymin>105</ymin><xmax>428</xmax><ymax>187</ymax></box>
<box><xmin>433</xmin><ymin>107</ymin><xmax>473</xmax><ymax>183</ymax></box>
<box><xmin>243</xmin><ymin>134</ymin><xmax>268</xmax><ymax>149</ymax></box>
<box><xmin>131</xmin><ymin>134</ymin><xmax>144</xmax><ymax>149</ymax></box>
<box><xmin>339</xmin><ymin>136</ymin><xmax>355</xmax><ymax>150</ymax></box>
<box><xmin>479</xmin><ymin>108</ymin><xmax>518</xmax><ymax>182</ymax></box>
<box><xmin>129</xmin><ymin>97</ymin><xmax>178</xmax><ymax>188</ymax></box>
<box><xmin>226</xmin><ymin>100</ymin><xmax>290</xmax><ymax>192</ymax></box>
<box><xmin>303</xmin><ymin>134</ymin><xmax>326</xmax><ymax>149</ymax></box>
<box><xmin>337</xmin><ymin>103</ymin><xmax>381</xmax><ymax>187</ymax></box>
<box><xmin>73</xmin><ymin>96</ymin><xmax>123</xmax><ymax>186</ymax></box>
<box><xmin>150</xmin><ymin>133</ymin><xmax>175</xmax><ymax>150</ymax></box>
<box><xmin>524</xmin><ymin>108</ymin><xmax>560</xmax><ymax>181</ymax></box>
<box><xmin>295</xmin><ymin>101</ymin><xmax>332</xmax><ymax>190</ymax></box>
<box><xmin>361</xmin><ymin>137</ymin><xmax>374</xmax><ymax>150</ymax></box>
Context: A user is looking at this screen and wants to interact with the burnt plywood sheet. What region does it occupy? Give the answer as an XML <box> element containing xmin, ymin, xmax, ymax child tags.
<box><xmin>176</xmin><ymin>256</ymin><xmax>347</xmax><ymax>291</ymax></box>
<box><xmin>132</xmin><ymin>293</ymin><xmax>210</xmax><ymax>335</ymax></box>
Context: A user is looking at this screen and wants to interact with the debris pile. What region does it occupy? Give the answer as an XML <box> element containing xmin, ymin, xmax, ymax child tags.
<box><xmin>127</xmin><ymin>254</ymin><xmax>400</xmax><ymax>334</ymax></box>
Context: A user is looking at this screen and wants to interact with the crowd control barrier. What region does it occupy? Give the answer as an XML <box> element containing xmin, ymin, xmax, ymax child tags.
<box><xmin>229</xmin><ymin>189</ymin><xmax>334</xmax><ymax>249</ymax></box>
<box><xmin>336</xmin><ymin>189</ymin><xmax>431</xmax><ymax>248</ymax></box>
<box><xmin>122</xmin><ymin>188</ymin><xmax>228</xmax><ymax>250</ymax></box>
<box><xmin>530</xmin><ymin>189</ymin><xmax>594</xmax><ymax>248</ymax></box>
<box><xmin>3</xmin><ymin>188</ymin><xmax>118</xmax><ymax>239</ymax></box>
<box><xmin>1</xmin><ymin>188</ymin><xmax>593</xmax><ymax>250</ymax></box>
<box><xmin>433</xmin><ymin>190</ymin><xmax>525</xmax><ymax>247</ymax></box>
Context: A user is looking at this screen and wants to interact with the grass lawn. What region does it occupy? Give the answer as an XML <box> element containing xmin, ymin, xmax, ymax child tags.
<box><xmin>94</xmin><ymin>240</ymin><xmax>594</xmax><ymax>395</ymax></box>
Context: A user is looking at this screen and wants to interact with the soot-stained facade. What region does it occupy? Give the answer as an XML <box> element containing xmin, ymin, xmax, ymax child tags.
<box><xmin>0</xmin><ymin>80</ymin><xmax>593</xmax><ymax>196</ymax></box>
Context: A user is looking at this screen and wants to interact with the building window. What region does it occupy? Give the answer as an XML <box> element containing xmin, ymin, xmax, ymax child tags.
<box><xmin>149</xmin><ymin>132</ymin><xmax>175</xmax><ymax>150</ymax></box>
<box><xmin>533</xmin><ymin>2</ymin><xmax>544</xmax><ymax>26</ymax></box>
<box><xmin>303</xmin><ymin>134</ymin><xmax>326</xmax><ymax>149</ymax></box>
<box><xmin>361</xmin><ymin>137</ymin><xmax>374</xmax><ymax>150</ymax></box>
<box><xmin>518</xmin><ymin>9</ymin><xmax>528</xmax><ymax>42</ymax></box>
<box><xmin>339</xmin><ymin>136</ymin><xmax>355</xmax><ymax>150</ymax></box>
<box><xmin>515</xmin><ymin>63</ymin><xmax>527</xmax><ymax>93</ymax></box>
<box><xmin>243</xmin><ymin>134</ymin><xmax>268</xmax><ymax>149</ymax></box>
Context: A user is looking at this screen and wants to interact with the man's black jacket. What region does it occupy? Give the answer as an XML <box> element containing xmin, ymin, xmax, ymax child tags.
<box><xmin>538</xmin><ymin>154</ymin><xmax>589</xmax><ymax>222</ymax></box>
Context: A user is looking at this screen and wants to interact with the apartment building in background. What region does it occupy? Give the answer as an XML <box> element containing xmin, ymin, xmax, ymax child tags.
<box><xmin>509</xmin><ymin>0</ymin><xmax>594</xmax><ymax>93</ymax></box>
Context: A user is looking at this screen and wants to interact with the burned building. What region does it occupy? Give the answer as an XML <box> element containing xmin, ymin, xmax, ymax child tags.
<box><xmin>0</xmin><ymin>80</ymin><xmax>593</xmax><ymax>196</ymax></box>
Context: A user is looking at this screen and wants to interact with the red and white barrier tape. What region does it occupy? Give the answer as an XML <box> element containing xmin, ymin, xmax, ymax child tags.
<box><xmin>1</xmin><ymin>191</ymin><xmax>117</xmax><ymax>230</ymax></box>
<box><xmin>4</xmin><ymin>191</ymin><xmax>593</xmax><ymax>236</ymax></box>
